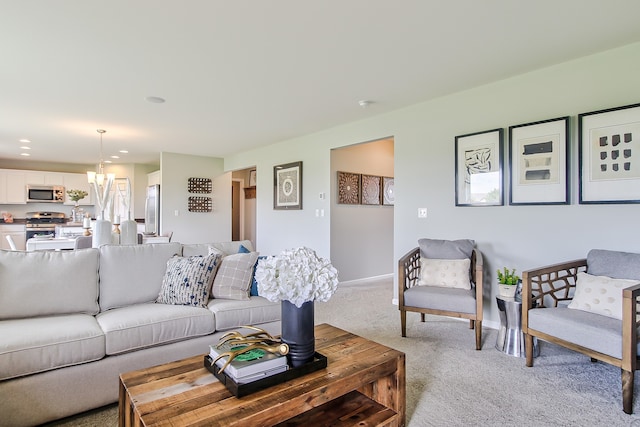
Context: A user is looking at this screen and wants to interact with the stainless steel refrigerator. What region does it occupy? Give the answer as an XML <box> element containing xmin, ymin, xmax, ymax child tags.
<box><xmin>145</xmin><ymin>184</ymin><xmax>160</xmax><ymax>234</ymax></box>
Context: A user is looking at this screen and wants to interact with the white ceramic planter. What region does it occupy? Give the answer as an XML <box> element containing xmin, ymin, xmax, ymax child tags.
<box><xmin>498</xmin><ymin>283</ymin><xmax>517</xmax><ymax>298</ymax></box>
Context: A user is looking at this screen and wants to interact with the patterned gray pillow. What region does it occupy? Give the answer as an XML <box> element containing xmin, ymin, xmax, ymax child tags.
<box><xmin>157</xmin><ymin>253</ymin><xmax>221</xmax><ymax>307</ymax></box>
<box><xmin>212</xmin><ymin>252</ymin><xmax>259</xmax><ymax>300</ymax></box>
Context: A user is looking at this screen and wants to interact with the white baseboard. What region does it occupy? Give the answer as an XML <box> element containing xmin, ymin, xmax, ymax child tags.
<box><xmin>339</xmin><ymin>273</ymin><xmax>393</xmax><ymax>287</ymax></box>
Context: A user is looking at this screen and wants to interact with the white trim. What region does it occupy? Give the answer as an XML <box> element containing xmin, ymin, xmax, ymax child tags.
<box><xmin>338</xmin><ymin>273</ymin><xmax>393</xmax><ymax>287</ymax></box>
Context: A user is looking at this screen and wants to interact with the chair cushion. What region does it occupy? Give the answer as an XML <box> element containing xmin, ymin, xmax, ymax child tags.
<box><xmin>212</xmin><ymin>252</ymin><xmax>259</xmax><ymax>300</ymax></box>
<box><xmin>587</xmin><ymin>249</ymin><xmax>640</xmax><ymax>280</ymax></box>
<box><xmin>0</xmin><ymin>314</ymin><xmax>105</xmax><ymax>380</ymax></box>
<box><xmin>96</xmin><ymin>303</ymin><xmax>215</xmax><ymax>355</ymax></box>
<box><xmin>157</xmin><ymin>253</ymin><xmax>221</xmax><ymax>307</ymax></box>
<box><xmin>418</xmin><ymin>258</ymin><xmax>471</xmax><ymax>289</ymax></box>
<box><xmin>404</xmin><ymin>285</ymin><xmax>476</xmax><ymax>314</ymax></box>
<box><xmin>207</xmin><ymin>296</ymin><xmax>281</xmax><ymax>331</ymax></box>
<box><xmin>99</xmin><ymin>243</ymin><xmax>182</xmax><ymax>311</ymax></box>
<box><xmin>418</xmin><ymin>238</ymin><xmax>475</xmax><ymax>259</ymax></box>
<box><xmin>567</xmin><ymin>272</ymin><xmax>638</xmax><ymax>320</ymax></box>
<box><xmin>528</xmin><ymin>306</ymin><xmax>640</xmax><ymax>360</ymax></box>
<box><xmin>0</xmin><ymin>249</ymin><xmax>100</xmax><ymax>320</ymax></box>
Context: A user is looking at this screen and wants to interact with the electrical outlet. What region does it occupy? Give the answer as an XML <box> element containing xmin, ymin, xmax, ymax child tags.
<box><xmin>418</xmin><ymin>208</ymin><xmax>428</xmax><ymax>218</ymax></box>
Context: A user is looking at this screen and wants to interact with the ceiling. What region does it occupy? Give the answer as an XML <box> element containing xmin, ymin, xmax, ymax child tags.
<box><xmin>2</xmin><ymin>1</ymin><xmax>640</xmax><ymax>167</ymax></box>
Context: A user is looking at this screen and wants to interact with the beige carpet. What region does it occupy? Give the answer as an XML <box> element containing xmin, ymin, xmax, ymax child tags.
<box><xmin>45</xmin><ymin>278</ymin><xmax>640</xmax><ymax>426</ymax></box>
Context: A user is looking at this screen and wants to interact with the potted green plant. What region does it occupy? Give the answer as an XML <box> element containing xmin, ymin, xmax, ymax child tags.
<box><xmin>497</xmin><ymin>267</ymin><xmax>520</xmax><ymax>298</ymax></box>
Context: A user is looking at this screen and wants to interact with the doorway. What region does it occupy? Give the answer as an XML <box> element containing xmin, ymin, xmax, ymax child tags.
<box><xmin>231</xmin><ymin>180</ymin><xmax>241</xmax><ymax>241</ymax></box>
<box><xmin>231</xmin><ymin>168</ymin><xmax>257</xmax><ymax>247</ymax></box>
<box><xmin>330</xmin><ymin>137</ymin><xmax>394</xmax><ymax>282</ymax></box>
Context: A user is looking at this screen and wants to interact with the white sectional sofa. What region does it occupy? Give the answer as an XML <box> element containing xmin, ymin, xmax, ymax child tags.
<box><xmin>0</xmin><ymin>241</ymin><xmax>280</xmax><ymax>427</ymax></box>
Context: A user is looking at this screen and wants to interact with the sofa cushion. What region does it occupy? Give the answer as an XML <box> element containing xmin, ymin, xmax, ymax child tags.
<box><xmin>0</xmin><ymin>314</ymin><xmax>105</xmax><ymax>380</ymax></box>
<box><xmin>96</xmin><ymin>303</ymin><xmax>215</xmax><ymax>355</ymax></box>
<box><xmin>418</xmin><ymin>238</ymin><xmax>475</xmax><ymax>260</ymax></box>
<box><xmin>528</xmin><ymin>306</ymin><xmax>640</xmax><ymax>360</ymax></box>
<box><xmin>587</xmin><ymin>249</ymin><xmax>640</xmax><ymax>280</ymax></box>
<box><xmin>212</xmin><ymin>252</ymin><xmax>259</xmax><ymax>300</ymax></box>
<box><xmin>403</xmin><ymin>285</ymin><xmax>476</xmax><ymax>314</ymax></box>
<box><xmin>182</xmin><ymin>240</ymin><xmax>254</xmax><ymax>257</ymax></box>
<box><xmin>418</xmin><ymin>257</ymin><xmax>471</xmax><ymax>289</ymax></box>
<box><xmin>99</xmin><ymin>243</ymin><xmax>182</xmax><ymax>311</ymax></box>
<box><xmin>207</xmin><ymin>296</ymin><xmax>281</xmax><ymax>331</ymax></box>
<box><xmin>0</xmin><ymin>249</ymin><xmax>99</xmax><ymax>320</ymax></box>
<box><xmin>567</xmin><ymin>272</ymin><xmax>638</xmax><ymax>320</ymax></box>
<box><xmin>157</xmin><ymin>253</ymin><xmax>221</xmax><ymax>307</ymax></box>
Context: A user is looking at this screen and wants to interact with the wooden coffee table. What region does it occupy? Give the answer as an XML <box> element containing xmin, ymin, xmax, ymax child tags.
<box><xmin>119</xmin><ymin>323</ymin><xmax>406</xmax><ymax>426</ymax></box>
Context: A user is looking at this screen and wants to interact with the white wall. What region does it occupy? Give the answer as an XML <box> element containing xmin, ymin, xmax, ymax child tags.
<box><xmin>226</xmin><ymin>141</ymin><xmax>333</xmax><ymax>256</ymax></box>
<box><xmin>224</xmin><ymin>42</ymin><xmax>640</xmax><ymax>326</ymax></box>
<box><xmin>160</xmin><ymin>152</ymin><xmax>231</xmax><ymax>244</ymax></box>
<box><xmin>331</xmin><ymin>139</ymin><xmax>394</xmax><ymax>281</ymax></box>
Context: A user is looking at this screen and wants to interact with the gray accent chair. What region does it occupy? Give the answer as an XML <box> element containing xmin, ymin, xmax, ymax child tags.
<box><xmin>522</xmin><ymin>249</ymin><xmax>640</xmax><ymax>414</ymax></box>
<box><xmin>398</xmin><ymin>238</ymin><xmax>484</xmax><ymax>350</ymax></box>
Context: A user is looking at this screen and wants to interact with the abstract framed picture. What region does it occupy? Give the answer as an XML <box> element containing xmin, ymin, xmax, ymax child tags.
<box><xmin>508</xmin><ymin>117</ymin><xmax>569</xmax><ymax>205</ymax></box>
<box><xmin>337</xmin><ymin>171</ymin><xmax>360</xmax><ymax>204</ymax></box>
<box><xmin>382</xmin><ymin>177</ymin><xmax>394</xmax><ymax>206</ymax></box>
<box><xmin>579</xmin><ymin>103</ymin><xmax>640</xmax><ymax>204</ymax></box>
<box><xmin>361</xmin><ymin>174</ymin><xmax>381</xmax><ymax>205</ymax></box>
<box><xmin>273</xmin><ymin>161</ymin><xmax>302</xmax><ymax>210</ymax></box>
<box><xmin>455</xmin><ymin>128</ymin><xmax>504</xmax><ymax>206</ymax></box>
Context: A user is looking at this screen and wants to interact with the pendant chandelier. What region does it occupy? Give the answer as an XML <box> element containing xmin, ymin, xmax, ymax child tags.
<box><xmin>87</xmin><ymin>129</ymin><xmax>115</xmax><ymax>219</ymax></box>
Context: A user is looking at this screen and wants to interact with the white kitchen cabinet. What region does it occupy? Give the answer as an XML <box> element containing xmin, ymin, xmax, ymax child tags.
<box><xmin>0</xmin><ymin>224</ymin><xmax>26</xmax><ymax>250</ymax></box>
<box><xmin>148</xmin><ymin>170</ymin><xmax>160</xmax><ymax>186</ymax></box>
<box><xmin>25</xmin><ymin>171</ymin><xmax>64</xmax><ymax>186</ymax></box>
<box><xmin>4</xmin><ymin>172</ymin><xmax>26</xmax><ymax>204</ymax></box>
<box><xmin>63</xmin><ymin>173</ymin><xmax>94</xmax><ymax>205</ymax></box>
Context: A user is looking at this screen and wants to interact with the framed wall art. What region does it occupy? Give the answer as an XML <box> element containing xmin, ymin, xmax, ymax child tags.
<box><xmin>273</xmin><ymin>161</ymin><xmax>302</xmax><ymax>210</ymax></box>
<box><xmin>337</xmin><ymin>171</ymin><xmax>360</xmax><ymax>204</ymax></box>
<box><xmin>455</xmin><ymin>128</ymin><xmax>504</xmax><ymax>206</ymax></box>
<box><xmin>382</xmin><ymin>177</ymin><xmax>394</xmax><ymax>205</ymax></box>
<box><xmin>509</xmin><ymin>117</ymin><xmax>569</xmax><ymax>205</ymax></box>
<box><xmin>579</xmin><ymin>103</ymin><xmax>640</xmax><ymax>204</ymax></box>
<box><xmin>361</xmin><ymin>174</ymin><xmax>381</xmax><ymax>205</ymax></box>
<box><xmin>249</xmin><ymin>169</ymin><xmax>257</xmax><ymax>187</ymax></box>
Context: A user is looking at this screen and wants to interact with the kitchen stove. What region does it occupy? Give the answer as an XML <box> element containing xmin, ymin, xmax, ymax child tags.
<box><xmin>25</xmin><ymin>211</ymin><xmax>67</xmax><ymax>239</ymax></box>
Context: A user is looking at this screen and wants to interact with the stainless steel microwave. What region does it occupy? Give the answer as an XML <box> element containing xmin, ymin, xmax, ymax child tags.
<box><xmin>26</xmin><ymin>185</ymin><xmax>65</xmax><ymax>203</ymax></box>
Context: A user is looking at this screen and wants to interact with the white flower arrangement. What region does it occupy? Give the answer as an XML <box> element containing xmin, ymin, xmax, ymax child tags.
<box><xmin>255</xmin><ymin>246</ymin><xmax>339</xmax><ymax>308</ymax></box>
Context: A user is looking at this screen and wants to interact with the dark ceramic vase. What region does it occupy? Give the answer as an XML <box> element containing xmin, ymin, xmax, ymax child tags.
<box><xmin>281</xmin><ymin>300</ymin><xmax>315</xmax><ymax>367</ymax></box>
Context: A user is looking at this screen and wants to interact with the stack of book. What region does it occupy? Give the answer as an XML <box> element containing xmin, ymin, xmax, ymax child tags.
<box><xmin>209</xmin><ymin>343</ymin><xmax>288</xmax><ymax>384</ymax></box>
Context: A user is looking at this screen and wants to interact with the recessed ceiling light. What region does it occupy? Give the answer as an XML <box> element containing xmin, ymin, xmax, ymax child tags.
<box><xmin>358</xmin><ymin>100</ymin><xmax>373</xmax><ymax>108</ymax></box>
<box><xmin>19</xmin><ymin>139</ymin><xmax>31</xmax><ymax>143</ymax></box>
<box><xmin>110</xmin><ymin>155</ymin><xmax>120</xmax><ymax>159</ymax></box>
<box><xmin>119</xmin><ymin>150</ymin><xmax>128</xmax><ymax>154</ymax></box>
<box><xmin>20</xmin><ymin>146</ymin><xmax>31</xmax><ymax>150</ymax></box>
<box><xmin>20</xmin><ymin>153</ymin><xmax>30</xmax><ymax>157</ymax></box>
<box><xmin>145</xmin><ymin>96</ymin><xmax>165</xmax><ymax>104</ymax></box>
<box><xmin>104</xmin><ymin>160</ymin><xmax>112</xmax><ymax>164</ymax></box>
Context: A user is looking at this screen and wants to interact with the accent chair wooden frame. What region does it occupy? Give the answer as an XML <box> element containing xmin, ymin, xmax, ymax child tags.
<box><xmin>522</xmin><ymin>260</ymin><xmax>640</xmax><ymax>414</ymax></box>
<box><xmin>398</xmin><ymin>247</ymin><xmax>484</xmax><ymax>350</ymax></box>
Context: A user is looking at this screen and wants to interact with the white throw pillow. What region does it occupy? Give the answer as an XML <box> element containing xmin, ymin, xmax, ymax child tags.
<box><xmin>418</xmin><ymin>257</ymin><xmax>471</xmax><ymax>290</ymax></box>
<box><xmin>567</xmin><ymin>272</ymin><xmax>639</xmax><ymax>320</ymax></box>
